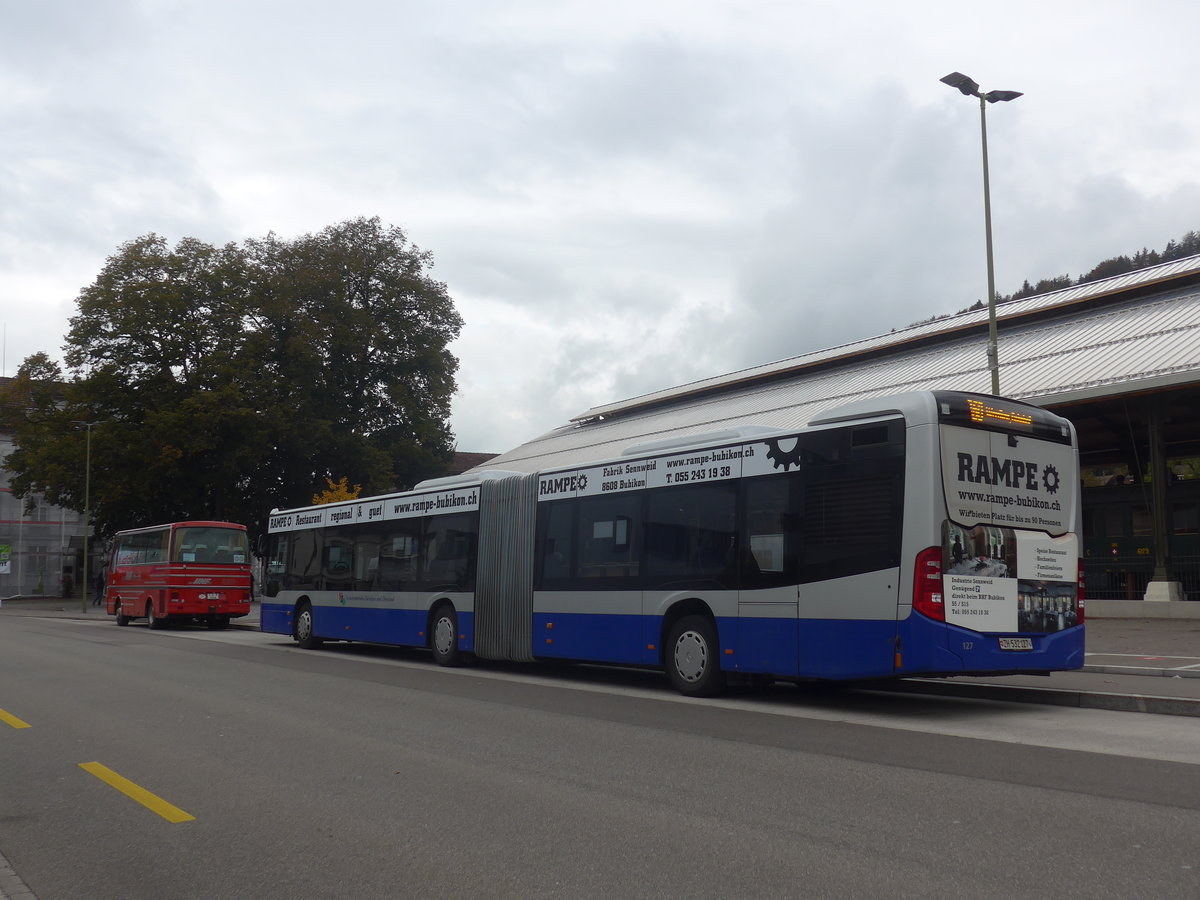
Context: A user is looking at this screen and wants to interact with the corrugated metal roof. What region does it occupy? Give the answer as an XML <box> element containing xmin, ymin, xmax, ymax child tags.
<box><xmin>476</xmin><ymin>257</ymin><xmax>1200</xmax><ymax>474</ymax></box>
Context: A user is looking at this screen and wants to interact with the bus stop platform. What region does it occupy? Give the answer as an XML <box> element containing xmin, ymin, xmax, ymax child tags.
<box><xmin>3</xmin><ymin>597</ymin><xmax>1200</xmax><ymax>716</ymax></box>
<box><xmin>859</xmin><ymin>616</ymin><xmax>1200</xmax><ymax>717</ymax></box>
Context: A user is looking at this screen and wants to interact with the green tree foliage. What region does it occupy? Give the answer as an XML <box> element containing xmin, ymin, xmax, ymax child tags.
<box><xmin>3</xmin><ymin>217</ymin><xmax>462</xmax><ymax>539</ymax></box>
<box><xmin>2</xmin><ymin>354</ymin><xmax>81</xmax><ymax>514</ymax></box>
<box><xmin>240</xmin><ymin>218</ymin><xmax>462</xmax><ymax>506</ymax></box>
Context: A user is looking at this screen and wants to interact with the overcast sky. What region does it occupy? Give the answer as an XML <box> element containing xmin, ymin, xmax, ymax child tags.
<box><xmin>3</xmin><ymin>0</ymin><xmax>1198</xmax><ymax>453</ymax></box>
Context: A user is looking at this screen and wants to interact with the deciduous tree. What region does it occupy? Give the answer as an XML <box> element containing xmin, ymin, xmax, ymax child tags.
<box><xmin>313</xmin><ymin>476</ymin><xmax>362</xmax><ymax>505</ymax></box>
<box><xmin>3</xmin><ymin>217</ymin><xmax>462</xmax><ymax>539</ymax></box>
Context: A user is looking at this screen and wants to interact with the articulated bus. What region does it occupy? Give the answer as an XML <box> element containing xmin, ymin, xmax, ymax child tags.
<box><xmin>261</xmin><ymin>391</ymin><xmax>1084</xmax><ymax>695</ymax></box>
<box><xmin>105</xmin><ymin>521</ymin><xmax>253</xmax><ymax>629</ymax></box>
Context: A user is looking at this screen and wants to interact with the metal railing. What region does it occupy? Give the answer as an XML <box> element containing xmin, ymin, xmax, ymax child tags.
<box><xmin>1083</xmin><ymin>554</ymin><xmax>1200</xmax><ymax>602</ymax></box>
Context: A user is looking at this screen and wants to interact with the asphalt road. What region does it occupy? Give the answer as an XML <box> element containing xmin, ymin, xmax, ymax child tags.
<box><xmin>1</xmin><ymin>615</ymin><xmax>1198</xmax><ymax>900</ymax></box>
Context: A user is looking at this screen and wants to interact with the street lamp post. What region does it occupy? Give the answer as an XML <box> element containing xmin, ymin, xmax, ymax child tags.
<box><xmin>940</xmin><ymin>71</ymin><xmax>1022</xmax><ymax>396</ymax></box>
<box><xmin>80</xmin><ymin>421</ymin><xmax>98</xmax><ymax>614</ymax></box>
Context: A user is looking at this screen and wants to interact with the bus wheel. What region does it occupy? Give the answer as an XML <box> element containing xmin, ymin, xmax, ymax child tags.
<box><xmin>666</xmin><ymin>614</ymin><xmax>725</xmax><ymax>697</ymax></box>
<box><xmin>430</xmin><ymin>604</ymin><xmax>462</xmax><ymax>667</ymax></box>
<box><xmin>148</xmin><ymin>604</ymin><xmax>167</xmax><ymax>630</ymax></box>
<box><xmin>115</xmin><ymin>609</ymin><xmax>130</xmax><ymax>627</ymax></box>
<box><xmin>208</xmin><ymin>615</ymin><xmax>230</xmax><ymax>630</ymax></box>
<box><xmin>294</xmin><ymin>602</ymin><xmax>322</xmax><ymax>649</ymax></box>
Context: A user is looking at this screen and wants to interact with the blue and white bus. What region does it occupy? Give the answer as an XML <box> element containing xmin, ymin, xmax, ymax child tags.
<box><xmin>260</xmin><ymin>391</ymin><xmax>1084</xmax><ymax>695</ymax></box>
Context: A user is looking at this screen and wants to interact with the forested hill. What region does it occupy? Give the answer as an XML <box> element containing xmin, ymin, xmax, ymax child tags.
<box><xmin>914</xmin><ymin>229</ymin><xmax>1200</xmax><ymax>326</ymax></box>
<box><xmin>994</xmin><ymin>229</ymin><xmax>1200</xmax><ymax>307</ymax></box>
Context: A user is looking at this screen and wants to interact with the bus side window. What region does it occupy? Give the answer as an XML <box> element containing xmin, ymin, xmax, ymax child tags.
<box><xmin>353</xmin><ymin>530</ymin><xmax>381</xmax><ymax>590</ymax></box>
<box><xmin>119</xmin><ymin>528</ymin><xmax>169</xmax><ymax>565</ymax></box>
<box><xmin>154</xmin><ymin>530</ymin><xmax>169</xmax><ymax>563</ymax></box>
<box><xmin>645</xmin><ymin>482</ymin><xmax>737</xmax><ymax>589</ymax></box>
<box><xmin>743</xmin><ymin>476</ymin><xmax>798</xmax><ymax>588</ymax></box>
<box><xmin>378</xmin><ymin>524</ymin><xmax>420</xmax><ymax>591</ymax></box>
<box><xmin>576</xmin><ymin>494</ymin><xmax>640</xmax><ymax>579</ymax></box>
<box><xmin>288</xmin><ymin>529</ymin><xmax>322</xmax><ymax>591</ymax></box>
<box><xmin>265</xmin><ymin>535</ymin><xmax>289</xmax><ymax>597</ymax></box>
<box><xmin>323</xmin><ymin>539</ymin><xmax>353</xmax><ymax>586</ymax></box>
<box><xmin>421</xmin><ymin>513</ymin><xmax>478</xmax><ymax>590</ymax></box>
<box><xmin>799</xmin><ymin>426</ymin><xmax>904</xmax><ymax>582</ymax></box>
<box><xmin>538</xmin><ymin>501</ymin><xmax>573</xmax><ymax>584</ymax></box>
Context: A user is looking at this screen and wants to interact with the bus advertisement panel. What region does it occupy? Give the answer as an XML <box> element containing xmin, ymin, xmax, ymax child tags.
<box><xmin>943</xmin><ymin>523</ymin><xmax>1079</xmax><ymax>635</ymax></box>
<box><xmin>938</xmin><ymin>399</ymin><xmax>1082</xmax><ymax>641</ymax></box>
<box><xmin>536</xmin><ymin>437</ymin><xmax>814</xmax><ymax>502</ymax></box>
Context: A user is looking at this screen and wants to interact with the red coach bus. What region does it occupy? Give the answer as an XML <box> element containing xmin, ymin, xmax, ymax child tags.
<box><xmin>104</xmin><ymin>521</ymin><xmax>253</xmax><ymax>630</ymax></box>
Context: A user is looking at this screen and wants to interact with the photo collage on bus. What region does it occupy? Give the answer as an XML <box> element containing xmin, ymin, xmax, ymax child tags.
<box><xmin>942</xmin><ymin>521</ymin><xmax>1080</xmax><ymax>633</ymax></box>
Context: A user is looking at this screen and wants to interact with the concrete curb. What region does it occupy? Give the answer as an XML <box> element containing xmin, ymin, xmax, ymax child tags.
<box><xmin>0</xmin><ymin>848</ymin><xmax>38</xmax><ymax>900</ymax></box>
<box><xmin>880</xmin><ymin>678</ymin><xmax>1200</xmax><ymax>718</ymax></box>
<box><xmin>1087</xmin><ymin>598</ymin><xmax>1200</xmax><ymax>619</ymax></box>
<box><xmin>1083</xmin><ymin>664</ymin><xmax>1200</xmax><ymax>679</ymax></box>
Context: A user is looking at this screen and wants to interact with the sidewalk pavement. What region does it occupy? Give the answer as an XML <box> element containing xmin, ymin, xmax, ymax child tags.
<box><xmin>4</xmin><ymin>596</ymin><xmax>1200</xmax><ymax>715</ymax></box>
<box><xmin>918</xmin><ymin>615</ymin><xmax>1200</xmax><ymax>717</ymax></box>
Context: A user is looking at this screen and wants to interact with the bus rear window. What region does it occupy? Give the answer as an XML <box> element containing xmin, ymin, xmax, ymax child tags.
<box><xmin>174</xmin><ymin>527</ymin><xmax>249</xmax><ymax>564</ymax></box>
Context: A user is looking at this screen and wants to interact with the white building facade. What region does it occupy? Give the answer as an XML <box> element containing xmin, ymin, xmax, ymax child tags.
<box><xmin>0</xmin><ymin>431</ymin><xmax>88</xmax><ymax>599</ymax></box>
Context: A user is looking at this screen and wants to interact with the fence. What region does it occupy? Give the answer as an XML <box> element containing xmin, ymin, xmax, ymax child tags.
<box><xmin>1083</xmin><ymin>554</ymin><xmax>1200</xmax><ymax>602</ymax></box>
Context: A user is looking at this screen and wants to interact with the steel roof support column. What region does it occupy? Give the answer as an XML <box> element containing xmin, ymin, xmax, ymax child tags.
<box><xmin>1145</xmin><ymin>398</ymin><xmax>1183</xmax><ymax>601</ymax></box>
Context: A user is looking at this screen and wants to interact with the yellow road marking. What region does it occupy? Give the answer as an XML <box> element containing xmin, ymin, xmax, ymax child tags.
<box><xmin>0</xmin><ymin>708</ymin><xmax>31</xmax><ymax>729</ymax></box>
<box><xmin>79</xmin><ymin>762</ymin><xmax>196</xmax><ymax>823</ymax></box>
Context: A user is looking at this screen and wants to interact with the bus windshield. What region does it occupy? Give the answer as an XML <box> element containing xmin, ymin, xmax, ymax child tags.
<box><xmin>172</xmin><ymin>526</ymin><xmax>250</xmax><ymax>564</ymax></box>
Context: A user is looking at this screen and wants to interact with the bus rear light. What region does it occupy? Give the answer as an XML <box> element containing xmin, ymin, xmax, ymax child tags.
<box><xmin>913</xmin><ymin>546</ymin><xmax>944</xmax><ymax>622</ymax></box>
<box><xmin>1077</xmin><ymin>559</ymin><xmax>1086</xmax><ymax>624</ymax></box>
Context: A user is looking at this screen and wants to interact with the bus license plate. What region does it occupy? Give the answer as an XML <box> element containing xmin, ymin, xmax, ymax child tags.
<box><xmin>998</xmin><ymin>637</ymin><xmax>1033</xmax><ymax>651</ymax></box>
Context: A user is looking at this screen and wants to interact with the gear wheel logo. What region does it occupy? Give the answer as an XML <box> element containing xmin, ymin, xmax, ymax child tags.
<box><xmin>1042</xmin><ymin>464</ymin><xmax>1061</xmax><ymax>495</ymax></box>
<box><xmin>577</xmin><ymin>474</ymin><xmax>588</xmax><ymax>491</ymax></box>
<box><xmin>764</xmin><ymin>438</ymin><xmax>804</xmax><ymax>472</ymax></box>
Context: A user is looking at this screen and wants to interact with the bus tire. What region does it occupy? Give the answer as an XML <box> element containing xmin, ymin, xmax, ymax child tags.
<box><xmin>115</xmin><ymin>609</ymin><xmax>130</xmax><ymax>627</ymax></box>
<box><xmin>294</xmin><ymin>602</ymin><xmax>322</xmax><ymax>649</ymax></box>
<box><xmin>148</xmin><ymin>604</ymin><xmax>167</xmax><ymax>630</ymax></box>
<box><xmin>666</xmin><ymin>614</ymin><xmax>725</xmax><ymax>697</ymax></box>
<box><xmin>430</xmin><ymin>604</ymin><xmax>462</xmax><ymax>667</ymax></box>
<box><xmin>208</xmin><ymin>615</ymin><xmax>230</xmax><ymax>630</ymax></box>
